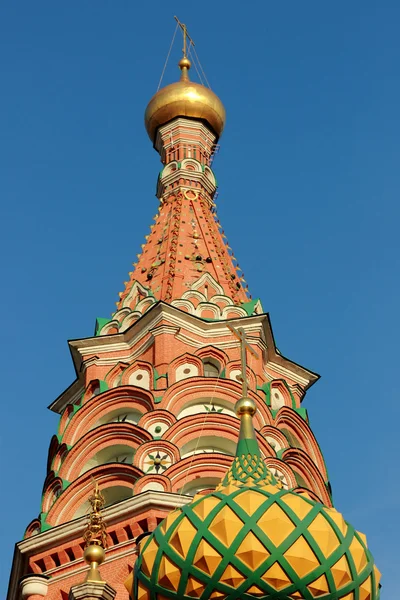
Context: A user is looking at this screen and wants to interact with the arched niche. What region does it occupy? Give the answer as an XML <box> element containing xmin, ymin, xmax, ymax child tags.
<box><xmin>180</xmin><ymin>435</ymin><xmax>236</xmax><ymax>459</ymax></box>
<box><xmin>95</xmin><ymin>407</ymin><xmax>143</xmax><ymax>427</ymax></box>
<box><xmin>270</xmin><ymin>387</ymin><xmax>286</xmax><ymax>410</ymax></box>
<box><xmin>177</xmin><ymin>476</ymin><xmax>221</xmax><ymax>497</ymax></box>
<box><xmin>177</xmin><ymin>397</ymin><xmax>236</xmax><ymax>420</ymax></box>
<box><xmin>281</xmin><ymin>427</ymin><xmax>302</xmax><ymax>449</ymax></box>
<box><xmin>203</xmin><ymin>359</ymin><xmax>220</xmax><ymax>377</ymax></box>
<box><xmin>79</xmin><ymin>444</ymin><xmax>135</xmax><ymax>476</ymax></box>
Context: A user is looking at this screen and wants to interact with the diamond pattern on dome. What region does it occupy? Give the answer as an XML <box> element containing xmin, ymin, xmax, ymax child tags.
<box><xmin>160</xmin><ymin>510</ymin><xmax>181</xmax><ymax>533</ymax></box>
<box><xmin>209</xmin><ymin>505</ymin><xmax>244</xmax><ymax>546</ymax></box>
<box><xmin>221</xmin><ymin>564</ymin><xmax>246</xmax><ymax>587</ymax></box>
<box><xmin>169</xmin><ymin>515</ymin><xmax>197</xmax><ymax>558</ymax></box>
<box><xmin>281</xmin><ymin>493</ymin><xmax>313</xmax><ymax>520</ymax></box>
<box><xmin>359</xmin><ymin>575</ymin><xmax>372</xmax><ymax>600</ymax></box>
<box><xmin>257</xmin><ymin>502</ymin><xmax>295</xmax><ymax>546</ymax></box>
<box><xmin>236</xmin><ymin>531</ymin><xmax>269</xmax><ymax>570</ymax></box>
<box><xmin>306</xmin><ymin>573</ymin><xmax>329</xmax><ymax>597</ymax></box>
<box><xmin>193</xmin><ymin>539</ymin><xmax>222</xmax><ymax>575</ymax></box>
<box><xmin>133</xmin><ymin>468</ymin><xmax>379</xmax><ymax>600</ymax></box>
<box><xmin>158</xmin><ymin>555</ymin><xmax>181</xmax><ymax>592</ymax></box>
<box><xmin>262</xmin><ymin>561</ymin><xmax>292</xmax><ymax>590</ymax></box>
<box><xmin>246</xmin><ymin>584</ymin><xmax>265</xmax><ymax>596</ymax></box>
<box><xmin>349</xmin><ymin>535</ymin><xmax>368</xmax><ymax>574</ymax></box>
<box><xmin>233</xmin><ymin>489</ymin><xmax>266</xmax><ymax>515</ymax></box>
<box><xmin>325</xmin><ymin>507</ymin><xmax>348</xmax><ymax>537</ymax></box>
<box><xmin>284</xmin><ymin>535</ymin><xmax>320</xmax><ymax>578</ymax></box>
<box><xmin>216</xmin><ymin>482</ymin><xmax>241</xmax><ymax>495</ymax></box>
<box><xmin>209</xmin><ymin>590</ymin><xmax>226</xmax><ymax>599</ymax></box>
<box><xmin>137</xmin><ymin>582</ymin><xmax>150</xmax><ymax>600</ymax></box>
<box><xmin>141</xmin><ymin>537</ymin><xmax>159</xmax><ymax>577</ymax></box>
<box><xmin>330</xmin><ymin>554</ymin><xmax>352</xmax><ymax>589</ymax></box>
<box><xmin>193</xmin><ymin>496</ymin><xmax>220</xmax><ymax>520</ymax></box>
<box><xmin>185</xmin><ymin>575</ymin><xmax>206</xmax><ymax>598</ymax></box>
<box><xmin>220</xmin><ymin>451</ymin><xmax>281</xmax><ymax>489</ymax></box>
<box><xmin>307</xmin><ymin>512</ymin><xmax>340</xmax><ymax>559</ymax></box>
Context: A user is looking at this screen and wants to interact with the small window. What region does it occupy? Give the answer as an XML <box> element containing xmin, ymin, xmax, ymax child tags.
<box><xmin>203</xmin><ymin>361</ymin><xmax>220</xmax><ymax>378</ymax></box>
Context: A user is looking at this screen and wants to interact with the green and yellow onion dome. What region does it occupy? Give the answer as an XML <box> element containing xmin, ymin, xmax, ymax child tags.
<box><xmin>128</xmin><ymin>398</ymin><xmax>380</xmax><ymax>600</ymax></box>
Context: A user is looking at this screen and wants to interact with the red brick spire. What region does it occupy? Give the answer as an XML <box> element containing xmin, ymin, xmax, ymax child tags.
<box><xmin>116</xmin><ymin>174</ymin><xmax>249</xmax><ymax>308</ymax></box>
<box><xmin>115</xmin><ymin>71</ymin><xmax>250</xmax><ymax>313</ymax></box>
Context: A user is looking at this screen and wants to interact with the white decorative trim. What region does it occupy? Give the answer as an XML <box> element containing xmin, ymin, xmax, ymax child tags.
<box><xmin>20</xmin><ymin>575</ymin><xmax>49</xmax><ymax>599</ymax></box>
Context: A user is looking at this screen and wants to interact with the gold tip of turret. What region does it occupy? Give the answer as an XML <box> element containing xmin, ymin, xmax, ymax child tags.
<box><xmin>83</xmin><ymin>481</ymin><xmax>108</xmax><ymax>583</ymax></box>
<box><xmin>178</xmin><ymin>57</ymin><xmax>191</xmax><ymax>70</ymax></box>
<box><xmin>178</xmin><ymin>56</ymin><xmax>191</xmax><ymax>81</ymax></box>
<box><xmin>144</xmin><ymin>17</ymin><xmax>225</xmax><ymax>142</ymax></box>
<box><xmin>235</xmin><ymin>397</ymin><xmax>257</xmax><ymax>417</ymax></box>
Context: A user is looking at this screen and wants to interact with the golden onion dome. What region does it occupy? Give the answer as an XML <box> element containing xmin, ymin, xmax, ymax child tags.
<box><xmin>126</xmin><ymin>397</ymin><xmax>381</xmax><ymax>600</ymax></box>
<box><xmin>145</xmin><ymin>58</ymin><xmax>226</xmax><ymax>142</ymax></box>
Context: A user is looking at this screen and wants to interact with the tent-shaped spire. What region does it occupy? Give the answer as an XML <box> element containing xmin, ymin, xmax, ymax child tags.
<box><xmin>114</xmin><ymin>44</ymin><xmax>249</xmax><ymax>313</ymax></box>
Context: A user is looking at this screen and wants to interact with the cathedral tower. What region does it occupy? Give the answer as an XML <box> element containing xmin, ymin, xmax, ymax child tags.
<box><xmin>7</xmin><ymin>25</ymin><xmax>377</xmax><ymax>600</ymax></box>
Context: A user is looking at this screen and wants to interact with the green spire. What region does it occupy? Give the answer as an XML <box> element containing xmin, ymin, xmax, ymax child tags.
<box><xmin>219</xmin><ymin>397</ymin><xmax>281</xmax><ymax>488</ymax></box>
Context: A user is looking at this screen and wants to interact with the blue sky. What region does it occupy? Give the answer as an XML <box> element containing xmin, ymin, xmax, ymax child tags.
<box><xmin>1</xmin><ymin>1</ymin><xmax>398</xmax><ymax>597</ymax></box>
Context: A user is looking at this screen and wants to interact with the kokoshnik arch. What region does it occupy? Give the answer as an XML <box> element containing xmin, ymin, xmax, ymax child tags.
<box><xmin>8</xmin><ymin>20</ymin><xmax>380</xmax><ymax>600</ymax></box>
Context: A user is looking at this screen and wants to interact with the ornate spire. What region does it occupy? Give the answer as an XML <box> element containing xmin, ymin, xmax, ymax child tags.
<box><xmin>109</xmin><ymin>19</ymin><xmax>250</xmax><ymax>316</ymax></box>
<box><xmin>82</xmin><ymin>482</ymin><xmax>108</xmax><ymax>583</ymax></box>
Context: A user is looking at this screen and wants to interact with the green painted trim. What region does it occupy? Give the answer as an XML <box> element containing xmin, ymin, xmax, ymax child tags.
<box><xmin>154</xmin><ymin>396</ymin><xmax>163</xmax><ymax>404</ymax></box>
<box><xmin>39</xmin><ymin>512</ymin><xmax>52</xmax><ymax>532</ymax></box>
<box><xmin>294</xmin><ymin>406</ymin><xmax>308</xmax><ymax>420</ymax></box>
<box><xmin>240</xmin><ymin>298</ymin><xmax>260</xmax><ymax>316</ymax></box>
<box><xmin>153</xmin><ymin>368</ymin><xmax>160</xmax><ymax>388</ymax></box>
<box><xmin>99</xmin><ymin>380</ymin><xmax>109</xmax><ymax>393</ymax></box>
<box><xmin>95</xmin><ymin>317</ymin><xmax>110</xmax><ymax>336</ymax></box>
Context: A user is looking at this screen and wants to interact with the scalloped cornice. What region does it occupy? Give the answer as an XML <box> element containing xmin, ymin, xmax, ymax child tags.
<box><xmin>49</xmin><ymin>303</ymin><xmax>319</xmax><ymax>414</ymax></box>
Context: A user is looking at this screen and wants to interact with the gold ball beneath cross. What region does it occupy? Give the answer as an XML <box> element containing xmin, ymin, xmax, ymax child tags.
<box><xmin>235</xmin><ymin>397</ymin><xmax>257</xmax><ymax>416</ymax></box>
<box><xmin>84</xmin><ymin>544</ymin><xmax>105</xmax><ymax>566</ymax></box>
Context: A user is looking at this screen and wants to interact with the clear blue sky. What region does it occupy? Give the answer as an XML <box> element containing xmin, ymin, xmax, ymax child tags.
<box><xmin>1</xmin><ymin>1</ymin><xmax>398</xmax><ymax>597</ymax></box>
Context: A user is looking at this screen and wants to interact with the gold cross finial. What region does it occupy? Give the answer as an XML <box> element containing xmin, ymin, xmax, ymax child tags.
<box><xmin>174</xmin><ymin>16</ymin><xmax>195</xmax><ymax>58</ymax></box>
<box><xmin>227</xmin><ymin>323</ymin><xmax>259</xmax><ymax>398</ymax></box>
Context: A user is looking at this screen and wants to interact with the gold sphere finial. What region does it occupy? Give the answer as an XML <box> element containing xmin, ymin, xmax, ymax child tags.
<box><xmin>178</xmin><ymin>57</ymin><xmax>191</xmax><ymax>71</ymax></box>
<box><xmin>178</xmin><ymin>57</ymin><xmax>191</xmax><ymax>82</ymax></box>
<box><xmin>235</xmin><ymin>397</ymin><xmax>257</xmax><ymax>417</ymax></box>
<box><xmin>84</xmin><ymin>543</ymin><xmax>106</xmax><ymax>566</ymax></box>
